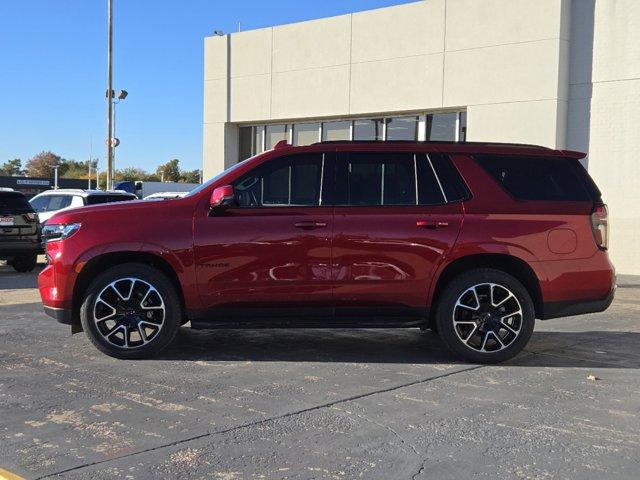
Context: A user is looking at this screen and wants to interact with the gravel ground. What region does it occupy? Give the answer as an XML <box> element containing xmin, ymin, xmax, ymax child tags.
<box><xmin>0</xmin><ymin>262</ymin><xmax>638</xmax><ymax>479</ymax></box>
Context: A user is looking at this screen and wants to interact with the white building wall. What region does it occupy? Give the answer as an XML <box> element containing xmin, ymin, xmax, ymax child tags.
<box><xmin>203</xmin><ymin>0</ymin><xmax>640</xmax><ymax>274</ymax></box>
<box><xmin>567</xmin><ymin>0</ymin><xmax>640</xmax><ymax>275</ymax></box>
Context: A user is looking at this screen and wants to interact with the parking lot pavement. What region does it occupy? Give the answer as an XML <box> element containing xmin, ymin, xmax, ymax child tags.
<box><xmin>0</xmin><ymin>265</ymin><xmax>638</xmax><ymax>480</ymax></box>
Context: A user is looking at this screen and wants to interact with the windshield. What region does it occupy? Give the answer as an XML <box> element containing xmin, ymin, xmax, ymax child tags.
<box><xmin>186</xmin><ymin>155</ymin><xmax>259</xmax><ymax>198</ymax></box>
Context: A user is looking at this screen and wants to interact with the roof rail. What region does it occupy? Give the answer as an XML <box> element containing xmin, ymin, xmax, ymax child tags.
<box><xmin>311</xmin><ymin>139</ymin><xmax>551</xmax><ymax>150</ymax></box>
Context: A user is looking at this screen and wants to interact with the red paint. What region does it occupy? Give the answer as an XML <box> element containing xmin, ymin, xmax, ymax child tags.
<box><xmin>38</xmin><ymin>141</ymin><xmax>615</xmax><ymax>324</ymax></box>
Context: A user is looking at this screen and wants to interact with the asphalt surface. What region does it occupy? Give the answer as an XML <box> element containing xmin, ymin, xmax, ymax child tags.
<box><xmin>0</xmin><ymin>262</ymin><xmax>639</xmax><ymax>479</ymax></box>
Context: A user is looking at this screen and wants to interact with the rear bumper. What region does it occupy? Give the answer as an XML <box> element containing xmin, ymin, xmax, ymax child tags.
<box><xmin>541</xmin><ymin>284</ymin><xmax>616</xmax><ymax>320</ymax></box>
<box><xmin>43</xmin><ymin>306</ymin><xmax>74</xmax><ymax>325</ymax></box>
<box><xmin>0</xmin><ymin>240</ymin><xmax>42</xmax><ymax>257</ymax></box>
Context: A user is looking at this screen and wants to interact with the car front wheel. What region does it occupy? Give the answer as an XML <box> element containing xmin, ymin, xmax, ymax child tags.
<box><xmin>80</xmin><ymin>263</ymin><xmax>181</xmax><ymax>359</ymax></box>
<box><xmin>435</xmin><ymin>269</ymin><xmax>535</xmax><ymax>364</ymax></box>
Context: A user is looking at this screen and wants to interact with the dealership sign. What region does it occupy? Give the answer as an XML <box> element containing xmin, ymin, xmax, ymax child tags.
<box><xmin>17</xmin><ymin>179</ymin><xmax>51</xmax><ymax>186</ymax></box>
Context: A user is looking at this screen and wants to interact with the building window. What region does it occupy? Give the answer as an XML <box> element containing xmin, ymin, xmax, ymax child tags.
<box><xmin>459</xmin><ymin>111</ymin><xmax>467</xmax><ymax>142</ymax></box>
<box><xmin>353</xmin><ymin>118</ymin><xmax>384</xmax><ymax>141</ymax></box>
<box><xmin>238</xmin><ymin>110</ymin><xmax>467</xmax><ymax>160</ymax></box>
<box><xmin>386</xmin><ymin>116</ymin><xmax>419</xmax><ymax>141</ymax></box>
<box><xmin>322</xmin><ymin>121</ymin><xmax>351</xmax><ymax>141</ymax></box>
<box><xmin>238</xmin><ymin>127</ymin><xmax>253</xmax><ymax>161</ymax></box>
<box><xmin>426</xmin><ymin>113</ymin><xmax>457</xmax><ymax>141</ymax></box>
<box><xmin>293</xmin><ymin>122</ymin><xmax>320</xmax><ymax>146</ymax></box>
<box><xmin>265</xmin><ymin>124</ymin><xmax>289</xmax><ymax>150</ymax></box>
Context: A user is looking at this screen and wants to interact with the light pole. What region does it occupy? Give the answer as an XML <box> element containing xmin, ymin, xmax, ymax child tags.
<box><xmin>106</xmin><ymin>0</ymin><xmax>114</xmax><ymax>190</ymax></box>
<box><xmin>53</xmin><ymin>165</ymin><xmax>60</xmax><ymax>190</ymax></box>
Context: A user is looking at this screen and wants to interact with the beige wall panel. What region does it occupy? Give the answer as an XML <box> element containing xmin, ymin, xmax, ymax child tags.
<box><xmin>351</xmin><ymin>0</ymin><xmax>445</xmax><ymax>63</ymax></box>
<box><xmin>467</xmin><ymin>100</ymin><xmax>562</xmax><ymax>148</ymax></box>
<box><xmin>585</xmin><ymin>79</ymin><xmax>640</xmax><ymax>274</ymax></box>
<box><xmin>272</xmin><ymin>15</ymin><xmax>351</xmax><ymax>72</ymax></box>
<box><xmin>230</xmin><ymin>74</ymin><xmax>271</xmax><ymax>122</ymax></box>
<box><xmin>203</xmin><ymin>122</ymin><xmax>225</xmax><ymax>179</ymax></box>
<box><xmin>591</xmin><ymin>0</ymin><xmax>640</xmax><ymax>83</ymax></box>
<box><xmin>444</xmin><ymin>39</ymin><xmax>562</xmax><ymax>106</ymax></box>
<box><xmin>204</xmin><ymin>36</ymin><xmax>227</xmax><ymax>81</ymax></box>
<box><xmin>350</xmin><ymin>54</ymin><xmax>443</xmax><ymax>114</ymax></box>
<box><xmin>446</xmin><ymin>0</ymin><xmax>565</xmax><ymax>51</ymax></box>
<box><xmin>203</xmin><ymin>78</ymin><xmax>228</xmax><ymax>124</ymax></box>
<box><xmin>230</xmin><ymin>28</ymin><xmax>272</xmax><ymax>78</ymax></box>
<box><xmin>271</xmin><ymin>65</ymin><xmax>350</xmax><ymax>119</ymax></box>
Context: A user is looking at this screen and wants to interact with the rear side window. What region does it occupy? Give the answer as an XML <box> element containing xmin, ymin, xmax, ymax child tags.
<box><xmin>87</xmin><ymin>194</ymin><xmax>136</xmax><ymax>205</ymax></box>
<box><xmin>0</xmin><ymin>193</ymin><xmax>33</xmax><ymax>214</ymax></box>
<box><xmin>475</xmin><ymin>155</ymin><xmax>599</xmax><ymax>202</ymax></box>
<box><xmin>334</xmin><ymin>152</ymin><xmax>451</xmax><ymax>206</ymax></box>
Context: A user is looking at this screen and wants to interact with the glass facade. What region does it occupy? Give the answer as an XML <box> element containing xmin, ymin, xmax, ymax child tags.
<box><xmin>322</xmin><ymin>121</ymin><xmax>351</xmax><ymax>141</ymax></box>
<box><xmin>238</xmin><ymin>111</ymin><xmax>467</xmax><ymax>160</ymax></box>
<box><xmin>293</xmin><ymin>123</ymin><xmax>320</xmax><ymax>146</ymax></box>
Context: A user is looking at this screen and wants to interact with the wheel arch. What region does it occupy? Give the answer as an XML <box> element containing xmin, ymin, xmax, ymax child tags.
<box><xmin>71</xmin><ymin>251</ymin><xmax>187</xmax><ymax>327</ymax></box>
<box><xmin>430</xmin><ymin>253</ymin><xmax>543</xmax><ymax>323</ymax></box>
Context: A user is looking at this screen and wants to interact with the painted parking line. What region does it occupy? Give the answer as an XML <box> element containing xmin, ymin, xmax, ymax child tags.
<box><xmin>0</xmin><ymin>468</ymin><xmax>24</xmax><ymax>480</ymax></box>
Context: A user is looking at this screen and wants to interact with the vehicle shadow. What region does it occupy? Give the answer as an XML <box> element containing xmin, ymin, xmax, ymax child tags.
<box><xmin>158</xmin><ymin>327</ymin><xmax>640</xmax><ymax>369</ymax></box>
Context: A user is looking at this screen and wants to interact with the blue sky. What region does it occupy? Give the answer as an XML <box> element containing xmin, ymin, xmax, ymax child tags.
<box><xmin>0</xmin><ymin>0</ymin><xmax>412</xmax><ymax>173</ymax></box>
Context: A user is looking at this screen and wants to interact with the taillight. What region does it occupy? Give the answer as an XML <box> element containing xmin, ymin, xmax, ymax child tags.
<box><xmin>590</xmin><ymin>203</ymin><xmax>609</xmax><ymax>250</ymax></box>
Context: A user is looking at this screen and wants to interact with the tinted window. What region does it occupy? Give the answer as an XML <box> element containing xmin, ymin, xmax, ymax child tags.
<box><xmin>475</xmin><ymin>155</ymin><xmax>595</xmax><ymax>201</ymax></box>
<box><xmin>429</xmin><ymin>153</ymin><xmax>469</xmax><ymax>202</ymax></box>
<box><xmin>335</xmin><ymin>152</ymin><xmax>446</xmax><ymax>206</ymax></box>
<box><xmin>234</xmin><ymin>153</ymin><xmax>325</xmax><ymax>207</ymax></box>
<box><xmin>87</xmin><ymin>194</ymin><xmax>136</xmax><ymax>205</ymax></box>
<box><xmin>0</xmin><ymin>192</ymin><xmax>33</xmax><ymax>213</ymax></box>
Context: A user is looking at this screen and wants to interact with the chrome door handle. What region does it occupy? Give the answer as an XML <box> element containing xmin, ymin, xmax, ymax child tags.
<box><xmin>294</xmin><ymin>221</ymin><xmax>327</xmax><ymax>229</ymax></box>
<box><xmin>416</xmin><ymin>220</ymin><xmax>449</xmax><ymax>229</ymax></box>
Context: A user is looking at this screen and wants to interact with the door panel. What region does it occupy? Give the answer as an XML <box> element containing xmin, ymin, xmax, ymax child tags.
<box><xmin>193</xmin><ymin>207</ymin><xmax>333</xmax><ymax>314</ymax></box>
<box><xmin>331</xmin><ymin>151</ymin><xmax>464</xmax><ymax>316</ymax></box>
<box><xmin>193</xmin><ymin>152</ymin><xmax>334</xmax><ymax>317</ymax></box>
<box><xmin>332</xmin><ymin>203</ymin><xmax>462</xmax><ymax>314</ymax></box>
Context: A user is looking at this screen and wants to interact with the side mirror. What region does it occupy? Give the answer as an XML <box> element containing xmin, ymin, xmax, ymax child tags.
<box><xmin>209</xmin><ymin>185</ymin><xmax>235</xmax><ymax>213</ymax></box>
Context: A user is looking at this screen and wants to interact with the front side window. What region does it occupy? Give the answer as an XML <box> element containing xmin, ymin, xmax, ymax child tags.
<box><xmin>335</xmin><ymin>152</ymin><xmax>449</xmax><ymax>206</ymax></box>
<box><xmin>234</xmin><ymin>153</ymin><xmax>325</xmax><ymax>207</ymax></box>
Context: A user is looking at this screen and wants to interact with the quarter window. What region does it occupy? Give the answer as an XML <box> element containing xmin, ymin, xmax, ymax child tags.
<box><xmin>234</xmin><ymin>154</ymin><xmax>325</xmax><ymax>207</ymax></box>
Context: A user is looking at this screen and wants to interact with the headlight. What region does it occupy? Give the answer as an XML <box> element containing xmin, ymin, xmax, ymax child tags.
<box><xmin>42</xmin><ymin>223</ymin><xmax>82</xmax><ymax>242</ymax></box>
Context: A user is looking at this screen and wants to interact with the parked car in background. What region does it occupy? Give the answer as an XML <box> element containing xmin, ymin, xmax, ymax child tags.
<box><xmin>29</xmin><ymin>189</ymin><xmax>137</xmax><ymax>224</ymax></box>
<box><xmin>143</xmin><ymin>191</ymin><xmax>189</xmax><ymax>200</ymax></box>
<box><xmin>38</xmin><ymin>141</ymin><xmax>615</xmax><ymax>363</ymax></box>
<box><xmin>0</xmin><ymin>188</ymin><xmax>41</xmax><ymax>272</ymax></box>
<box><xmin>114</xmin><ymin>181</ymin><xmax>199</xmax><ymax>199</ymax></box>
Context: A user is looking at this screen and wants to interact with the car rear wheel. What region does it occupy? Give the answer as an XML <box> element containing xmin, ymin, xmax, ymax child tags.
<box><xmin>435</xmin><ymin>269</ymin><xmax>535</xmax><ymax>364</ymax></box>
<box><xmin>80</xmin><ymin>263</ymin><xmax>181</xmax><ymax>359</ymax></box>
<box><xmin>11</xmin><ymin>253</ymin><xmax>37</xmax><ymax>272</ymax></box>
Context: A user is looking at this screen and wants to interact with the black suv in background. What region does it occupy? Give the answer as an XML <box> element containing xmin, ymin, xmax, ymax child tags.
<box><xmin>0</xmin><ymin>188</ymin><xmax>41</xmax><ymax>272</ymax></box>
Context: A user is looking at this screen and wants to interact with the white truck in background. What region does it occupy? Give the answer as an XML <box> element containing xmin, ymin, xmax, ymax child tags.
<box><xmin>114</xmin><ymin>181</ymin><xmax>200</xmax><ymax>199</ymax></box>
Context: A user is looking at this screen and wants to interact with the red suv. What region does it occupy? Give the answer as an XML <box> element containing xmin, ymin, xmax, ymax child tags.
<box><xmin>38</xmin><ymin>141</ymin><xmax>615</xmax><ymax>363</ymax></box>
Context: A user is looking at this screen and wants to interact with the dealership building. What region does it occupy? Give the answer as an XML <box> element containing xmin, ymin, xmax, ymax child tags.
<box><xmin>203</xmin><ymin>0</ymin><xmax>639</xmax><ymax>275</ymax></box>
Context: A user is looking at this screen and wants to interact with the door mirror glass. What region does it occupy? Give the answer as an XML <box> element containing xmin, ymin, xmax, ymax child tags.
<box><xmin>209</xmin><ymin>185</ymin><xmax>235</xmax><ymax>211</ymax></box>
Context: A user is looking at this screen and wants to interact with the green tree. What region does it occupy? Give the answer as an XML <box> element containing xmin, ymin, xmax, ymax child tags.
<box><xmin>0</xmin><ymin>158</ymin><xmax>24</xmax><ymax>176</ymax></box>
<box><xmin>180</xmin><ymin>169</ymin><xmax>201</xmax><ymax>184</ymax></box>
<box><xmin>156</xmin><ymin>159</ymin><xmax>181</xmax><ymax>182</ymax></box>
<box><xmin>118</xmin><ymin>167</ymin><xmax>159</xmax><ymax>182</ymax></box>
<box><xmin>25</xmin><ymin>151</ymin><xmax>65</xmax><ymax>178</ymax></box>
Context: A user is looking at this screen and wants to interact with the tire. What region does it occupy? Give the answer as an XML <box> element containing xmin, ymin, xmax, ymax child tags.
<box><xmin>435</xmin><ymin>268</ymin><xmax>535</xmax><ymax>364</ymax></box>
<box><xmin>12</xmin><ymin>253</ymin><xmax>38</xmax><ymax>272</ymax></box>
<box><xmin>80</xmin><ymin>263</ymin><xmax>181</xmax><ymax>359</ymax></box>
